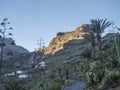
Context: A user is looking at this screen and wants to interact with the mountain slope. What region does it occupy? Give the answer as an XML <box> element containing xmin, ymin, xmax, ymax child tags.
<box><xmin>0</xmin><ymin>38</ymin><xmax>29</xmax><ymax>60</ymax></box>
<box><xmin>1</xmin><ymin>26</ymin><xmax>118</xmax><ymax>90</ymax></box>
<box><xmin>44</xmin><ymin>24</ymin><xmax>89</xmax><ymax>54</ymax></box>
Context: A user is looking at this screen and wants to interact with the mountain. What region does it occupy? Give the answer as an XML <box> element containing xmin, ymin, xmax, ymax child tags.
<box><xmin>44</xmin><ymin>24</ymin><xmax>89</xmax><ymax>54</ymax></box>
<box><xmin>1</xmin><ymin>24</ymin><xmax>119</xmax><ymax>90</ymax></box>
<box><xmin>2</xmin><ymin>25</ymin><xmax>115</xmax><ymax>72</ymax></box>
<box><xmin>2</xmin><ymin>24</ymin><xmax>90</xmax><ymax>73</ymax></box>
<box><xmin>0</xmin><ymin>38</ymin><xmax>29</xmax><ymax>60</ymax></box>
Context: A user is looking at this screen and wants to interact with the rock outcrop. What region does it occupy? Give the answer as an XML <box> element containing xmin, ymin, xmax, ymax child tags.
<box><xmin>44</xmin><ymin>24</ymin><xmax>89</xmax><ymax>54</ymax></box>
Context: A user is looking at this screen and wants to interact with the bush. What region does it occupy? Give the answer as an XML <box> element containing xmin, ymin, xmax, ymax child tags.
<box><xmin>64</xmin><ymin>79</ymin><xmax>74</xmax><ymax>86</ymax></box>
<box><xmin>80</xmin><ymin>48</ymin><xmax>92</xmax><ymax>60</ymax></box>
<box><xmin>56</xmin><ymin>32</ymin><xmax>65</xmax><ymax>36</ymax></box>
<box><xmin>47</xmin><ymin>82</ymin><xmax>61</xmax><ymax>90</ymax></box>
<box><xmin>4</xmin><ymin>80</ymin><xmax>28</xmax><ymax>90</ymax></box>
<box><xmin>98</xmin><ymin>71</ymin><xmax>120</xmax><ymax>90</ymax></box>
<box><xmin>85</xmin><ymin>61</ymin><xmax>105</xmax><ymax>89</ymax></box>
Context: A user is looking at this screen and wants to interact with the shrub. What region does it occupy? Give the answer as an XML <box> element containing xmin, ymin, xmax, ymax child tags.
<box><xmin>47</xmin><ymin>82</ymin><xmax>61</xmax><ymax>90</ymax></box>
<box><xmin>98</xmin><ymin>71</ymin><xmax>120</xmax><ymax>90</ymax></box>
<box><xmin>80</xmin><ymin>48</ymin><xmax>92</xmax><ymax>60</ymax></box>
<box><xmin>4</xmin><ymin>80</ymin><xmax>28</xmax><ymax>90</ymax></box>
<box><xmin>85</xmin><ymin>61</ymin><xmax>105</xmax><ymax>88</ymax></box>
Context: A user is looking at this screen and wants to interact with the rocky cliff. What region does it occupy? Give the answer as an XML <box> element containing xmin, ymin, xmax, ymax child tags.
<box><xmin>44</xmin><ymin>24</ymin><xmax>89</xmax><ymax>54</ymax></box>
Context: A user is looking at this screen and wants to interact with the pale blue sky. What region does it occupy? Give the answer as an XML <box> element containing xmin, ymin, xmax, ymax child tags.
<box><xmin>0</xmin><ymin>0</ymin><xmax>120</xmax><ymax>51</ymax></box>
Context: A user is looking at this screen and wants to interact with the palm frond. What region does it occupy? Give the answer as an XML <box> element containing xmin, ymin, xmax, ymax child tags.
<box><xmin>117</xmin><ymin>28</ymin><xmax>120</xmax><ymax>31</ymax></box>
<box><xmin>90</xmin><ymin>18</ymin><xmax>112</xmax><ymax>34</ymax></box>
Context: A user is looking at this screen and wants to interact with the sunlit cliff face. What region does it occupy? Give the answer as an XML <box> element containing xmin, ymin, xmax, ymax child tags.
<box><xmin>44</xmin><ymin>24</ymin><xmax>89</xmax><ymax>54</ymax></box>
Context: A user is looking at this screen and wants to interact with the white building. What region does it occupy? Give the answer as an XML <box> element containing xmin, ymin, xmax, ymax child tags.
<box><xmin>16</xmin><ymin>70</ymin><xmax>24</xmax><ymax>74</ymax></box>
<box><xmin>4</xmin><ymin>70</ymin><xmax>29</xmax><ymax>79</ymax></box>
<box><xmin>35</xmin><ymin>61</ymin><xmax>46</xmax><ymax>69</ymax></box>
<box><xmin>4</xmin><ymin>72</ymin><xmax>15</xmax><ymax>77</ymax></box>
<box><xmin>18</xmin><ymin>74</ymin><xmax>29</xmax><ymax>79</ymax></box>
<box><xmin>39</xmin><ymin>62</ymin><xmax>45</xmax><ymax>67</ymax></box>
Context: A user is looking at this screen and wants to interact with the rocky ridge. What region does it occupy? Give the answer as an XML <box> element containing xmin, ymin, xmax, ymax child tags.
<box><xmin>44</xmin><ymin>24</ymin><xmax>89</xmax><ymax>54</ymax></box>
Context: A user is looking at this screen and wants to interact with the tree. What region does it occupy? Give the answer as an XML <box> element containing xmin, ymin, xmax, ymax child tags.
<box><xmin>0</xmin><ymin>18</ymin><xmax>13</xmax><ymax>74</ymax></box>
<box><xmin>90</xmin><ymin>18</ymin><xmax>112</xmax><ymax>51</ymax></box>
<box><xmin>117</xmin><ymin>28</ymin><xmax>120</xmax><ymax>31</ymax></box>
<box><xmin>84</xmin><ymin>27</ymin><xmax>96</xmax><ymax>58</ymax></box>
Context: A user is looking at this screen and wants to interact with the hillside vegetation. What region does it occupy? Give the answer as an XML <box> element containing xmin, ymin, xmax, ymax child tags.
<box><xmin>0</xmin><ymin>19</ymin><xmax>120</xmax><ymax>90</ymax></box>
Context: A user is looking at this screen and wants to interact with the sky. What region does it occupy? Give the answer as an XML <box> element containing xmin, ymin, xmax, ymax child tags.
<box><xmin>0</xmin><ymin>0</ymin><xmax>120</xmax><ymax>51</ymax></box>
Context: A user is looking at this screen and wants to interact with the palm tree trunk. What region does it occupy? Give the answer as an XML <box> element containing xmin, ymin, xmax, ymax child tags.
<box><xmin>92</xmin><ymin>41</ymin><xmax>95</xmax><ymax>58</ymax></box>
<box><xmin>97</xmin><ymin>34</ymin><xmax>101</xmax><ymax>51</ymax></box>
<box><xmin>98</xmin><ymin>41</ymin><xmax>101</xmax><ymax>51</ymax></box>
<box><xmin>97</xmin><ymin>34</ymin><xmax>103</xmax><ymax>61</ymax></box>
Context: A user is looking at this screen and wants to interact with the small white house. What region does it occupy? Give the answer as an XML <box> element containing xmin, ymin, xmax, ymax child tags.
<box><xmin>5</xmin><ymin>72</ymin><xmax>15</xmax><ymax>77</ymax></box>
<box><xmin>35</xmin><ymin>65</ymin><xmax>38</xmax><ymax>68</ymax></box>
<box><xmin>35</xmin><ymin>61</ymin><xmax>46</xmax><ymax>69</ymax></box>
<box><xmin>18</xmin><ymin>74</ymin><xmax>29</xmax><ymax>79</ymax></box>
<box><xmin>16</xmin><ymin>70</ymin><xmax>29</xmax><ymax>79</ymax></box>
<box><xmin>4</xmin><ymin>70</ymin><xmax>29</xmax><ymax>79</ymax></box>
<box><xmin>39</xmin><ymin>62</ymin><xmax>45</xmax><ymax>67</ymax></box>
<box><xmin>16</xmin><ymin>70</ymin><xmax>24</xmax><ymax>74</ymax></box>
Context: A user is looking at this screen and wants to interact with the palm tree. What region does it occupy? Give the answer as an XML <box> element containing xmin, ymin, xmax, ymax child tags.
<box><xmin>117</xmin><ymin>28</ymin><xmax>120</xmax><ymax>31</ymax></box>
<box><xmin>84</xmin><ymin>28</ymin><xmax>96</xmax><ymax>58</ymax></box>
<box><xmin>90</xmin><ymin>18</ymin><xmax>112</xmax><ymax>51</ymax></box>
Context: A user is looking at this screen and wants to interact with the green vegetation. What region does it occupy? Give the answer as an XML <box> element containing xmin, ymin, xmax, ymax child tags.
<box><xmin>82</xmin><ymin>18</ymin><xmax>120</xmax><ymax>90</ymax></box>
<box><xmin>90</xmin><ymin>18</ymin><xmax>112</xmax><ymax>51</ymax></box>
<box><xmin>0</xmin><ymin>18</ymin><xmax>120</xmax><ymax>90</ymax></box>
<box><xmin>98</xmin><ymin>71</ymin><xmax>120</xmax><ymax>90</ymax></box>
<box><xmin>4</xmin><ymin>80</ymin><xmax>28</xmax><ymax>90</ymax></box>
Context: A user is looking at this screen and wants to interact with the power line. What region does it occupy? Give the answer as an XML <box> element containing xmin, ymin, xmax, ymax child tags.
<box><xmin>37</xmin><ymin>37</ymin><xmax>45</xmax><ymax>51</ymax></box>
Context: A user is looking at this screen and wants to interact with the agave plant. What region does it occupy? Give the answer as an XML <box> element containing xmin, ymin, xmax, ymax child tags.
<box><xmin>4</xmin><ymin>80</ymin><xmax>27</xmax><ymax>90</ymax></box>
<box><xmin>99</xmin><ymin>71</ymin><xmax>120</xmax><ymax>90</ymax></box>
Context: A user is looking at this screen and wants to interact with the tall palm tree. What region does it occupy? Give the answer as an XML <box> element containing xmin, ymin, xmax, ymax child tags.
<box><xmin>84</xmin><ymin>29</ymin><xmax>96</xmax><ymax>58</ymax></box>
<box><xmin>90</xmin><ymin>18</ymin><xmax>112</xmax><ymax>51</ymax></box>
